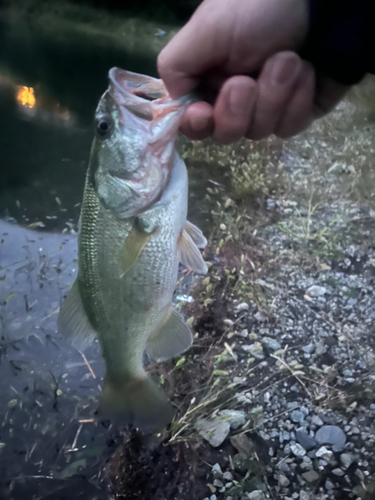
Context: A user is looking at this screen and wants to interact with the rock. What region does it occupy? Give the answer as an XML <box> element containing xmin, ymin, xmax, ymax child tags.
<box><xmin>306</xmin><ymin>285</ymin><xmax>327</xmax><ymax>297</ymax></box>
<box><xmin>302</xmin><ymin>343</ymin><xmax>315</xmax><ymax>354</ymax></box>
<box><xmin>195</xmin><ymin>417</ymin><xmax>231</xmax><ymax>447</ymax></box>
<box><xmin>278</xmin><ymin>462</ymin><xmax>291</xmax><ymax>473</ymax></box>
<box><xmin>315</xmin><ymin>446</ymin><xmax>333</xmax><ymax>462</ymax></box>
<box><xmin>230</xmin><ymin>434</ymin><xmax>254</xmax><ymax>458</ymax></box>
<box><xmin>279</xmin><ymin>475</ymin><xmax>290</xmax><ymax>487</ymax></box>
<box><xmin>223</xmin><ymin>471</ymin><xmax>233</xmax><ymax>481</ymax></box>
<box><xmin>299</xmin><ymin>492</ymin><xmax>310</xmax><ymax>500</ymax></box>
<box><xmin>332</xmin><ymin>468</ymin><xmax>345</xmax><ymax>477</ymax></box>
<box><xmin>254</xmin><ymin>311</ymin><xmax>267</xmax><ymax>322</ymax></box>
<box><xmin>290</xmin><ymin>443</ymin><xmax>306</xmax><ymax>457</ymax></box>
<box><xmin>311</xmin><ymin>415</ymin><xmax>324</xmax><ymax>427</ymax></box>
<box><xmin>210</xmin><ymin>496</ymin><xmax>217</xmax><ymax>500</ymax></box>
<box><xmin>302</xmin><ymin>470</ymin><xmax>320</xmax><ymax>483</ymax></box>
<box><xmin>315</xmin><ymin>425</ymin><xmax>346</xmax><ymax>452</ymax></box>
<box><xmin>247</xmin><ymin>491</ymin><xmax>265</xmax><ymax>500</ymax></box>
<box><xmin>212</xmin><ymin>463</ymin><xmax>222</xmax><ymax>477</ymax></box>
<box><xmin>325</xmin><ymin>480</ymin><xmax>335</xmax><ymax>490</ymax></box>
<box><xmin>213</xmin><ymin>479</ymin><xmax>224</xmax><ymax>488</ymax></box>
<box><xmin>263</xmin><ymin>337</ymin><xmax>281</xmax><ymax>350</ymax></box>
<box><xmin>291</xmin><ymin>410</ymin><xmax>304</xmax><ymax>423</ymax></box>
<box><xmin>300</xmin><ymin>456</ymin><xmax>313</xmax><ymax>471</ymax></box>
<box><xmin>235</xmin><ymin>302</ymin><xmax>250</xmax><ymax>312</ymax></box>
<box><xmin>219</xmin><ymin>410</ymin><xmax>246</xmax><ymax>430</ymax></box>
<box><xmin>296</xmin><ymin>430</ymin><xmax>316</xmax><ymax>451</ymax></box>
<box><xmin>340</xmin><ymin>453</ymin><xmax>355</xmax><ymax>469</ymax></box>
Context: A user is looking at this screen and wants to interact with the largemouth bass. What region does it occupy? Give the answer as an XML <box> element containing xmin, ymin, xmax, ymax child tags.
<box><xmin>58</xmin><ymin>68</ymin><xmax>207</xmax><ymax>429</ymax></box>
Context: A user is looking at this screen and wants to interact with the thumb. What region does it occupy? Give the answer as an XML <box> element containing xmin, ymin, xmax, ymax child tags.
<box><xmin>157</xmin><ymin>7</ymin><xmax>228</xmax><ymax>98</ymax></box>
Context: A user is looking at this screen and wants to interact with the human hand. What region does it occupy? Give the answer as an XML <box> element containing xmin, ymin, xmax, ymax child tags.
<box><xmin>158</xmin><ymin>0</ymin><xmax>350</xmax><ymax>143</ymax></box>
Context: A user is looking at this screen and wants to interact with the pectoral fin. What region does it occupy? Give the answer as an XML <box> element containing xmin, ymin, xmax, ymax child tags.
<box><xmin>119</xmin><ymin>224</ymin><xmax>154</xmax><ymax>276</ymax></box>
<box><xmin>177</xmin><ymin>229</ymin><xmax>208</xmax><ymax>274</ymax></box>
<box><xmin>146</xmin><ymin>309</ymin><xmax>193</xmax><ymax>362</ymax></box>
<box><xmin>57</xmin><ymin>280</ymin><xmax>97</xmax><ymax>351</ymax></box>
<box><xmin>184</xmin><ymin>220</ymin><xmax>207</xmax><ymax>249</ymax></box>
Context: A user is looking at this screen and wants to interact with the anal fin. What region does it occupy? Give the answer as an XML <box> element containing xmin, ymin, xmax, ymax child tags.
<box><xmin>146</xmin><ymin>309</ymin><xmax>193</xmax><ymax>362</ymax></box>
<box><xmin>57</xmin><ymin>280</ymin><xmax>97</xmax><ymax>351</ymax></box>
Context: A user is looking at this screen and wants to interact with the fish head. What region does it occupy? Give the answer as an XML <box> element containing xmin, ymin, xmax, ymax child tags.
<box><xmin>90</xmin><ymin>68</ymin><xmax>193</xmax><ymax>218</ymax></box>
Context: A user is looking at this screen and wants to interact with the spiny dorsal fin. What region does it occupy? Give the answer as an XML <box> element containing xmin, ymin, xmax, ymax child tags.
<box><xmin>119</xmin><ymin>224</ymin><xmax>154</xmax><ymax>276</ymax></box>
<box><xmin>177</xmin><ymin>229</ymin><xmax>208</xmax><ymax>274</ymax></box>
<box><xmin>146</xmin><ymin>309</ymin><xmax>193</xmax><ymax>362</ymax></box>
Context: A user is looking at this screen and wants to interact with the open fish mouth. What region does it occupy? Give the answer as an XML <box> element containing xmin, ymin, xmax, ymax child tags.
<box><xmin>109</xmin><ymin>68</ymin><xmax>167</xmax><ymax>102</ymax></box>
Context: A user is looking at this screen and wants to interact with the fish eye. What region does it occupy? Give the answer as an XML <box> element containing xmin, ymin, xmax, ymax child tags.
<box><xmin>96</xmin><ymin>116</ymin><xmax>113</xmax><ymax>136</ymax></box>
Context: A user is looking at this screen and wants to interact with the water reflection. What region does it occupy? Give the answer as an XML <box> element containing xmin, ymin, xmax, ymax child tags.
<box><xmin>0</xmin><ymin>73</ymin><xmax>76</xmax><ymax>125</ymax></box>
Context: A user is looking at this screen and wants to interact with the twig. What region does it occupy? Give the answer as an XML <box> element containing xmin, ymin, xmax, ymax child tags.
<box><xmin>66</xmin><ymin>423</ymin><xmax>83</xmax><ymax>452</ymax></box>
<box><xmin>176</xmin><ymin>269</ymin><xmax>192</xmax><ymax>286</ymax></box>
<box><xmin>80</xmin><ymin>352</ymin><xmax>96</xmax><ymax>379</ymax></box>
<box><xmin>80</xmin><ymin>352</ymin><xmax>101</xmax><ymax>391</ymax></box>
<box><xmin>79</xmin><ymin>418</ymin><xmax>94</xmax><ymax>424</ymax></box>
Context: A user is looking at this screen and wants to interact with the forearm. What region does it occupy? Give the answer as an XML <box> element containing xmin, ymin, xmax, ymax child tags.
<box><xmin>303</xmin><ymin>0</ymin><xmax>375</xmax><ymax>84</ymax></box>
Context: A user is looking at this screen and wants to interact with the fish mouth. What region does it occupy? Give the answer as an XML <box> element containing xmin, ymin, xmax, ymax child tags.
<box><xmin>109</xmin><ymin>68</ymin><xmax>167</xmax><ymax>103</ymax></box>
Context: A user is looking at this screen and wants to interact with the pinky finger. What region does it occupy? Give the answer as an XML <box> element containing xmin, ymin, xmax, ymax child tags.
<box><xmin>275</xmin><ymin>62</ymin><xmax>315</xmax><ymax>139</ymax></box>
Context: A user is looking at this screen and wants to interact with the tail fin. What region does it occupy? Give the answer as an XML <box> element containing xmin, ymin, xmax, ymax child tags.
<box><xmin>99</xmin><ymin>375</ymin><xmax>173</xmax><ymax>430</ymax></box>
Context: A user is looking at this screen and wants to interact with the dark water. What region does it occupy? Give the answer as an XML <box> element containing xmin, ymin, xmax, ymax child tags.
<box><xmin>0</xmin><ymin>17</ymin><xmax>158</xmax><ymax>231</ymax></box>
<box><xmin>0</xmin><ymin>18</ymin><xmax>185</xmax><ymax>499</ymax></box>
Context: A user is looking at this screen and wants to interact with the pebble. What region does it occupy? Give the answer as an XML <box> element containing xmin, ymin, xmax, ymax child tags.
<box><xmin>315</xmin><ymin>446</ymin><xmax>333</xmax><ymax>462</ymax></box>
<box><xmin>291</xmin><ymin>410</ymin><xmax>304</xmax><ymax>423</ymax></box>
<box><xmin>279</xmin><ymin>475</ymin><xmax>290</xmax><ymax>487</ymax></box>
<box><xmin>325</xmin><ymin>480</ymin><xmax>335</xmax><ymax>490</ymax></box>
<box><xmin>299</xmin><ymin>492</ymin><xmax>310</xmax><ymax>500</ymax></box>
<box><xmin>213</xmin><ymin>479</ymin><xmax>224</xmax><ymax>488</ymax></box>
<box><xmin>302</xmin><ymin>470</ymin><xmax>320</xmax><ymax>483</ymax></box>
<box><xmin>302</xmin><ymin>343</ymin><xmax>315</xmax><ymax>354</ymax></box>
<box><xmin>306</xmin><ymin>285</ymin><xmax>327</xmax><ymax>296</ymax></box>
<box><xmin>210</xmin><ymin>496</ymin><xmax>217</xmax><ymax>500</ymax></box>
<box><xmin>290</xmin><ymin>443</ymin><xmax>306</xmax><ymax>457</ymax></box>
<box><xmin>311</xmin><ymin>415</ymin><xmax>324</xmax><ymax>427</ymax></box>
<box><xmin>263</xmin><ymin>337</ymin><xmax>281</xmax><ymax>350</ymax></box>
<box><xmin>223</xmin><ymin>472</ymin><xmax>233</xmax><ymax>481</ymax></box>
<box><xmin>332</xmin><ymin>468</ymin><xmax>345</xmax><ymax>477</ymax></box>
<box><xmin>296</xmin><ymin>430</ymin><xmax>316</xmax><ymax>451</ymax></box>
<box><xmin>315</xmin><ymin>425</ymin><xmax>346</xmax><ymax>452</ymax></box>
<box><xmin>195</xmin><ymin>417</ymin><xmax>230</xmax><ymax>447</ymax></box>
<box><xmin>218</xmin><ymin>410</ymin><xmax>246</xmax><ymax>430</ymax></box>
<box><xmin>235</xmin><ymin>302</ymin><xmax>250</xmax><ymax>312</ymax></box>
<box><xmin>247</xmin><ymin>491</ymin><xmax>265</xmax><ymax>500</ymax></box>
<box><xmin>212</xmin><ymin>463</ymin><xmax>222</xmax><ymax>476</ymax></box>
<box><xmin>340</xmin><ymin>453</ymin><xmax>355</xmax><ymax>469</ymax></box>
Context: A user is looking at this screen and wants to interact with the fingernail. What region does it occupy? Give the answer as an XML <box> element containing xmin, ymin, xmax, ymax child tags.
<box><xmin>190</xmin><ymin>115</ymin><xmax>209</xmax><ymax>132</ymax></box>
<box><xmin>229</xmin><ymin>84</ymin><xmax>252</xmax><ymax>115</ymax></box>
<box><xmin>271</xmin><ymin>55</ymin><xmax>299</xmax><ymax>86</ymax></box>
